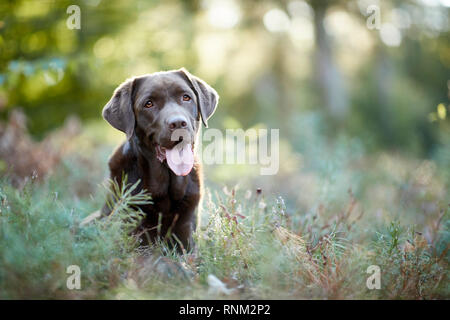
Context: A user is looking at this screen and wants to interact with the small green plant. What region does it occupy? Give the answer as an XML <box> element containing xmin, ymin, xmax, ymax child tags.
<box><xmin>103</xmin><ymin>176</ymin><xmax>152</xmax><ymax>233</ymax></box>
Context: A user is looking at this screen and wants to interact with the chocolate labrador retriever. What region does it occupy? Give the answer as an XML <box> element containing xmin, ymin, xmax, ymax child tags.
<box><xmin>101</xmin><ymin>68</ymin><xmax>218</xmax><ymax>251</ymax></box>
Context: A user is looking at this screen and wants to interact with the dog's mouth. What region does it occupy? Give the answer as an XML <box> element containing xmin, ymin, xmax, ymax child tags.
<box><xmin>155</xmin><ymin>142</ymin><xmax>194</xmax><ymax>176</ymax></box>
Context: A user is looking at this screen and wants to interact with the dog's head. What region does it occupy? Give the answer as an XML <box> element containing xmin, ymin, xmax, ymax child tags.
<box><xmin>102</xmin><ymin>68</ymin><xmax>219</xmax><ymax>176</ymax></box>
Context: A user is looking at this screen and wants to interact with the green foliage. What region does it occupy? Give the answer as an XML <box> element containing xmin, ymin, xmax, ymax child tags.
<box><xmin>104</xmin><ymin>176</ymin><xmax>151</xmax><ymax>231</ymax></box>
<box><xmin>0</xmin><ymin>171</ymin><xmax>151</xmax><ymax>299</ymax></box>
<box><xmin>1</xmin><ymin>151</ymin><xmax>446</xmax><ymax>299</ymax></box>
<box><xmin>370</xmin><ymin>219</ymin><xmax>449</xmax><ymax>299</ymax></box>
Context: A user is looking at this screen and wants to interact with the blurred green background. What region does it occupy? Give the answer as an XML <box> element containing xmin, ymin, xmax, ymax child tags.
<box><xmin>0</xmin><ymin>0</ymin><xmax>449</xmax><ymax>195</ymax></box>
<box><xmin>0</xmin><ymin>0</ymin><xmax>448</xmax><ymax>140</ymax></box>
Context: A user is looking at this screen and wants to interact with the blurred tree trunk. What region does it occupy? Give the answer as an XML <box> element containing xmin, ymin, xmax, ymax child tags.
<box><xmin>273</xmin><ymin>36</ymin><xmax>294</xmax><ymax>136</ymax></box>
<box><xmin>374</xmin><ymin>44</ymin><xmax>394</xmax><ymax>143</ymax></box>
<box><xmin>310</xmin><ymin>2</ymin><xmax>349</xmax><ymax>120</ymax></box>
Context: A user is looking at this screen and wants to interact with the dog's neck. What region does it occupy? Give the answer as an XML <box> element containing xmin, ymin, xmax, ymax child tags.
<box><xmin>129</xmin><ymin>135</ymin><xmax>164</xmax><ymax>169</ymax></box>
<box><xmin>130</xmin><ymin>135</ymin><xmax>152</xmax><ymax>160</ymax></box>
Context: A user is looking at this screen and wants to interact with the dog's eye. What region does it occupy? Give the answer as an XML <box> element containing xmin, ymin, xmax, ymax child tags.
<box><xmin>182</xmin><ymin>94</ymin><xmax>191</xmax><ymax>102</ymax></box>
<box><xmin>144</xmin><ymin>100</ymin><xmax>153</xmax><ymax>108</ymax></box>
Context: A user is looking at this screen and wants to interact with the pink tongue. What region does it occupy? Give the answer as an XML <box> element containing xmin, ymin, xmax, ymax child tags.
<box><xmin>165</xmin><ymin>143</ymin><xmax>194</xmax><ymax>176</ymax></box>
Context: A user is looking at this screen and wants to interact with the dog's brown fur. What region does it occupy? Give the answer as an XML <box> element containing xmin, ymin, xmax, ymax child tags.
<box><xmin>101</xmin><ymin>69</ymin><xmax>218</xmax><ymax>251</ymax></box>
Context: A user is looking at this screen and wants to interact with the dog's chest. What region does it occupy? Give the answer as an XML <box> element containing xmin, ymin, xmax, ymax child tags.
<box><xmin>141</xmin><ymin>170</ymin><xmax>200</xmax><ymax>217</ymax></box>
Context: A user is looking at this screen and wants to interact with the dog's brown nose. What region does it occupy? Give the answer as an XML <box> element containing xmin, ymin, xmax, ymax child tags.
<box><xmin>168</xmin><ymin>116</ymin><xmax>188</xmax><ymax>130</ymax></box>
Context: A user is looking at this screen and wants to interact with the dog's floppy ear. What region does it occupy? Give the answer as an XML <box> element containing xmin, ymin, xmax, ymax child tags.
<box><xmin>102</xmin><ymin>78</ymin><xmax>137</xmax><ymax>139</ymax></box>
<box><xmin>178</xmin><ymin>68</ymin><xmax>219</xmax><ymax>127</ymax></box>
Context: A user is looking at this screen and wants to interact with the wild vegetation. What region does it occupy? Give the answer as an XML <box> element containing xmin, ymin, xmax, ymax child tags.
<box><xmin>0</xmin><ymin>114</ymin><xmax>447</xmax><ymax>299</ymax></box>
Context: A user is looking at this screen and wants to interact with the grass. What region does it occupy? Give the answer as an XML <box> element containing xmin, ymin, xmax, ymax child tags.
<box><xmin>0</xmin><ymin>121</ymin><xmax>448</xmax><ymax>299</ymax></box>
